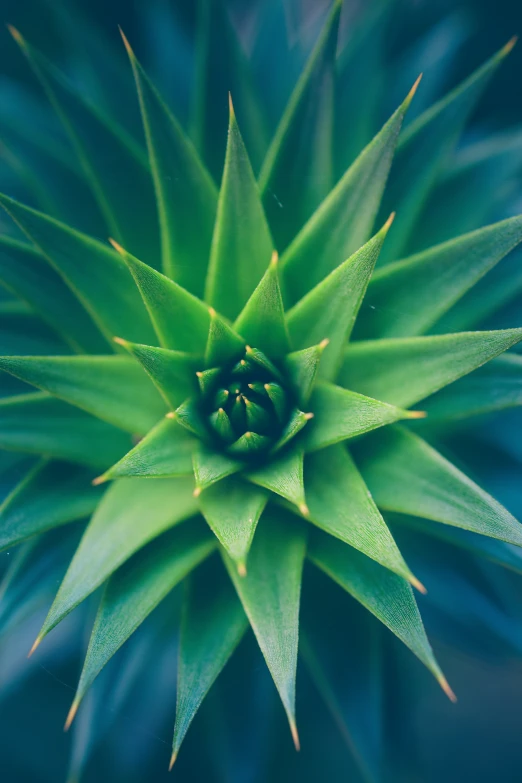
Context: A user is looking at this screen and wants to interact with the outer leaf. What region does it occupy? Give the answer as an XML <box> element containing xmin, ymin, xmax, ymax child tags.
<box><xmin>222</xmin><ymin>508</ymin><xmax>307</xmax><ymax>746</ymax></box>
<box><xmin>281</xmin><ymin>82</ymin><xmax>417</xmax><ymax>304</ymax></box>
<box><xmin>114</xmin><ymin>245</ymin><xmax>210</xmax><ymax>353</ymax></box>
<box><xmin>96</xmin><ymin>417</ymin><xmax>195</xmax><ymax>482</ymax></box>
<box><xmin>356</xmin><ymin>426</ymin><xmax>522</xmax><ymax>547</ymax></box>
<box><xmin>246</xmin><ymin>447</ymin><xmax>306</xmax><ymax>513</ymax></box>
<box><xmin>0</xmin><ymin>236</ymin><xmax>107</xmax><ymax>354</ymax></box>
<box><xmin>309</xmin><ymin>531</ymin><xmax>451</xmax><ymax>694</ymax></box>
<box><xmin>199</xmin><ymin>477</ymin><xmax>267</xmax><ymax>569</ymax></box>
<box><xmin>172</xmin><ymin>559</ymin><xmax>249</xmax><ymax>764</ymax></box>
<box><xmin>0</xmin><ymin>392</ymin><xmax>131</xmax><ymax>468</ymax></box>
<box><xmin>115</xmin><ymin>339</ymin><xmax>199</xmax><ymax>409</ymax></box>
<box><xmin>10</xmin><ymin>29</ymin><xmax>159</xmax><ymax>265</ymax></box>
<box><xmin>305</xmin><ymin>446</ymin><xmax>421</xmax><ymax>588</ymax></box>
<box><xmin>304</xmin><ymin>382</ymin><xmax>416</xmax><ymax>452</ymax></box>
<box><xmin>422</xmin><ymin>354</ymin><xmax>522</xmax><ymax>420</ymax></box>
<box><xmin>193</xmin><ymin>446</ymin><xmax>243</xmax><ymax>493</ymax></box>
<box><xmin>205</xmin><ymin>98</ymin><xmax>273</xmax><ymax>320</ymax></box>
<box><xmin>0</xmin><ymin>307</ymin><xmax>69</xmax><ymax>356</ymax></box>
<box><xmin>0</xmin><ymin>355</ymin><xmax>167</xmax><ymax>434</ymax></box>
<box><xmin>234</xmin><ymin>253</ymin><xmax>290</xmax><ymax>358</ymax></box>
<box><xmin>357</xmin><ymin>216</ymin><xmax>522</xmax><ymax>339</ymax></box>
<box><xmin>287</xmin><ymin>217</ymin><xmax>393</xmax><ymax>379</ymax></box>
<box><xmin>378</xmin><ymin>40</ymin><xmax>515</xmax><ymax>264</ymax></box>
<box><xmin>0</xmin><ymin>459</ymin><xmax>102</xmax><ymax>550</ymax></box>
<box><xmin>259</xmin><ymin>0</ymin><xmax>341</xmax><ymax>247</ymax></box>
<box><xmin>67</xmin><ymin>521</ymin><xmax>215</xmax><ymax>722</ymax></box>
<box><xmin>339</xmin><ymin>329</ymin><xmax>522</xmax><ymax>409</ymax></box>
<box><xmin>34</xmin><ymin>477</ymin><xmax>198</xmax><ymax>646</ymax></box>
<box><xmin>0</xmin><ymin>195</ymin><xmax>156</xmax><ymax>346</ymax></box>
<box><xmin>123</xmin><ymin>34</ymin><xmax>217</xmax><ymax>293</ymax></box>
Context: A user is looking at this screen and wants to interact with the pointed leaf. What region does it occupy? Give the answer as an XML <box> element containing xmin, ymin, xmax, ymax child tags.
<box><xmin>287</xmin><ymin>218</ymin><xmax>393</xmax><ymax>379</ymax></box>
<box><xmin>305</xmin><ymin>382</ymin><xmax>415</xmax><ymax>452</ymax></box>
<box><xmin>0</xmin><ymin>392</ymin><xmax>131</xmax><ymax>468</ymax></box>
<box><xmin>246</xmin><ymin>447</ymin><xmax>306</xmax><ymax>512</ymax></box>
<box><xmin>69</xmin><ymin>521</ymin><xmax>215</xmax><ymax>715</ymax></box>
<box><xmin>0</xmin><ymin>195</ymin><xmax>156</xmax><ymax>345</ymax></box>
<box><xmin>0</xmin><ymin>236</ymin><xmax>107</xmax><ymax>354</ymax></box>
<box><xmin>0</xmin><ymin>355</ymin><xmax>167</xmax><ymax>434</ymax></box>
<box><xmin>123</xmin><ymin>34</ymin><xmax>217</xmax><ymax>292</ymax></box>
<box><xmin>193</xmin><ymin>445</ymin><xmax>242</xmax><ymax>493</ymax></box>
<box><xmin>234</xmin><ymin>253</ymin><xmax>290</xmax><ymax>358</ymax></box>
<box><xmin>378</xmin><ymin>40</ymin><xmax>515</xmax><ymax>263</ymax></box>
<box><xmin>281</xmin><ymin>83</ymin><xmax>417</xmax><ymax>304</ymax></box>
<box><xmin>205</xmin><ymin>308</ymin><xmax>245</xmax><ymax>367</ymax></box>
<box><xmin>222</xmin><ymin>508</ymin><xmax>307</xmax><ymax>745</ymax></box>
<box><xmin>36</xmin><ymin>477</ymin><xmax>198</xmax><ymax>642</ymax></box>
<box><xmin>358</xmin><ymin>216</ymin><xmax>522</xmax><ymax>339</ymax></box>
<box><xmin>0</xmin><ymin>459</ymin><xmax>101</xmax><ymax>550</ymax></box>
<box><xmin>356</xmin><ymin>426</ymin><xmax>522</xmax><ymax>548</ymax></box>
<box><xmin>259</xmin><ymin>1</ymin><xmax>341</xmax><ymax>247</ymax></box>
<box><xmin>10</xmin><ymin>29</ymin><xmax>159</xmax><ymax>264</ymax></box>
<box><xmin>115</xmin><ymin>339</ymin><xmax>199</xmax><ymax>409</ymax></box>
<box><xmin>199</xmin><ymin>476</ymin><xmax>267</xmax><ymax>567</ymax></box>
<box><xmin>423</xmin><ymin>354</ymin><xmax>522</xmax><ymax>421</ymax></box>
<box><xmin>115</xmin><ymin>246</ymin><xmax>211</xmax><ymax>353</ymax></box>
<box><xmin>282</xmin><ymin>341</ymin><xmax>328</xmax><ymax>406</ymax></box>
<box><xmin>309</xmin><ymin>531</ymin><xmax>449</xmax><ymax>692</ymax></box>
<box><xmin>205</xmin><ymin>99</ymin><xmax>273</xmax><ymax>320</ymax></box>
<box><xmin>173</xmin><ymin>559</ymin><xmax>249</xmax><ymax>762</ymax></box>
<box><xmin>306</xmin><ymin>446</ymin><xmax>420</xmax><ymax>587</ymax></box>
<box><xmin>339</xmin><ymin>329</ymin><xmax>522</xmax><ymax>408</ymax></box>
<box><xmin>97</xmin><ymin>417</ymin><xmax>195</xmax><ymax>482</ymax></box>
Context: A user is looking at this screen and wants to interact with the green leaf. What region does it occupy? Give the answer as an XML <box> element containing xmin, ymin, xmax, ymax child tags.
<box><xmin>204</xmin><ymin>98</ymin><xmax>273</xmax><ymax>320</ymax></box>
<box><xmin>378</xmin><ymin>40</ymin><xmax>515</xmax><ymax>263</ymax></box>
<box><xmin>304</xmin><ymin>382</ymin><xmax>416</xmax><ymax>452</ymax></box>
<box><xmin>0</xmin><ymin>307</ymin><xmax>70</xmax><ymax>356</ymax></box>
<box><xmin>193</xmin><ymin>445</ymin><xmax>242</xmax><ymax>493</ymax></box>
<box><xmin>259</xmin><ymin>0</ymin><xmax>341</xmax><ymax>247</ymax></box>
<box><xmin>122</xmin><ymin>34</ymin><xmax>217</xmax><ymax>293</ymax></box>
<box><xmin>199</xmin><ymin>477</ymin><xmax>267</xmax><ymax>569</ymax></box>
<box><xmin>287</xmin><ymin>217</ymin><xmax>393</xmax><ymax>379</ymax></box>
<box><xmin>0</xmin><ymin>392</ymin><xmax>131</xmax><ymax>468</ymax></box>
<box><xmin>172</xmin><ymin>559</ymin><xmax>249</xmax><ymax>764</ymax></box>
<box><xmin>282</xmin><ymin>341</ymin><xmax>329</xmax><ymax>406</ymax></box>
<box><xmin>0</xmin><ymin>236</ymin><xmax>107</xmax><ymax>354</ymax></box>
<box><xmin>0</xmin><ymin>355</ymin><xmax>167</xmax><ymax>434</ymax></box>
<box><xmin>280</xmin><ymin>82</ymin><xmax>417</xmax><ymax>304</ymax></box>
<box><xmin>309</xmin><ymin>530</ymin><xmax>452</xmax><ymax>696</ymax></box>
<box><xmin>10</xmin><ymin>28</ymin><xmax>159</xmax><ymax>265</ymax></box>
<box><xmin>34</xmin><ymin>476</ymin><xmax>198</xmax><ymax>647</ymax></box>
<box><xmin>96</xmin><ymin>417</ymin><xmax>195</xmax><ymax>482</ymax></box>
<box><xmin>114</xmin><ymin>244</ymin><xmax>210</xmax><ymax>353</ymax></box>
<box><xmin>0</xmin><ymin>459</ymin><xmax>101</xmax><ymax>550</ymax></box>
<box><xmin>357</xmin><ymin>216</ymin><xmax>522</xmax><ymax>339</ymax></box>
<box><xmin>305</xmin><ymin>445</ymin><xmax>422</xmax><ymax>588</ymax></box>
<box><xmin>272</xmin><ymin>409</ymin><xmax>312</xmax><ymax>453</ymax></box>
<box><xmin>246</xmin><ymin>447</ymin><xmax>306</xmax><ymax>513</ymax></box>
<box><xmin>204</xmin><ymin>308</ymin><xmax>245</xmax><ymax>367</ymax></box>
<box><xmin>0</xmin><ymin>195</ymin><xmax>156</xmax><ymax>346</ymax></box>
<box><xmin>339</xmin><ymin>329</ymin><xmax>522</xmax><ymax>409</ymax></box>
<box><xmin>114</xmin><ymin>339</ymin><xmax>199</xmax><ymax>409</ymax></box>
<box><xmin>356</xmin><ymin>426</ymin><xmax>522</xmax><ymax>547</ymax></box>
<box><xmin>234</xmin><ymin>253</ymin><xmax>290</xmax><ymax>358</ymax></box>
<box><xmin>222</xmin><ymin>508</ymin><xmax>307</xmax><ymax>747</ymax></box>
<box><xmin>422</xmin><ymin>354</ymin><xmax>522</xmax><ymax>421</ymax></box>
<box><xmin>68</xmin><ymin>521</ymin><xmax>215</xmax><ymax>722</ymax></box>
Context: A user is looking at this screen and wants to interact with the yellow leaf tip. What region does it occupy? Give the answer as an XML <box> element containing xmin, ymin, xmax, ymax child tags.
<box><xmin>299</xmin><ymin>503</ymin><xmax>310</xmax><ymax>516</ymax></box>
<box><xmin>92</xmin><ymin>475</ymin><xmax>107</xmax><ymax>486</ymax></box>
<box><xmin>166</xmin><ymin>411</ymin><xmax>176</xmax><ymax>419</ymax></box>
<box><xmin>168</xmin><ymin>751</ymin><xmax>177</xmax><ymax>771</ymax></box>
<box><xmin>410</xmin><ymin>575</ymin><xmax>427</xmax><ymax>595</ymax></box>
<box><xmin>28</xmin><ymin>635</ymin><xmax>42</xmax><ymax>658</ymax></box>
<box><xmin>405</xmin><ymin>73</ymin><xmax>423</xmax><ymax>107</ymax></box>
<box><xmin>118</xmin><ymin>27</ymin><xmax>134</xmax><ymax>57</ymax></box>
<box><xmin>193</xmin><ymin>487</ymin><xmax>202</xmax><ymax>498</ymax></box>
<box><xmin>208</xmin><ymin>306</ymin><xmax>217</xmax><ymax>317</ymax></box>
<box><xmin>237</xmin><ymin>562</ymin><xmax>247</xmax><ymax>577</ymax></box>
<box><xmin>439</xmin><ymin>675</ymin><xmax>457</xmax><ymax>703</ymax></box>
<box><xmin>7</xmin><ymin>24</ymin><xmax>23</xmax><ymax>44</ymax></box>
<box><xmin>407</xmin><ymin>410</ymin><xmax>427</xmax><ymax>419</ymax></box>
<box><xmin>113</xmin><ymin>336</ymin><xmax>127</xmax><ymax>346</ymax></box>
<box><xmin>290</xmin><ymin>720</ymin><xmax>300</xmax><ymax>752</ymax></box>
<box><xmin>319</xmin><ymin>338</ymin><xmax>330</xmax><ymax>350</ymax></box>
<box><xmin>228</xmin><ymin>91</ymin><xmax>235</xmax><ymax>118</ymax></box>
<box><xmin>108</xmin><ymin>237</ymin><xmax>125</xmax><ymax>255</ymax></box>
<box><xmin>502</xmin><ymin>36</ymin><xmax>518</xmax><ymax>56</ymax></box>
<box><xmin>64</xmin><ymin>701</ymin><xmax>79</xmax><ymax>732</ymax></box>
<box><xmin>384</xmin><ymin>212</ymin><xmax>396</xmax><ymax>231</ymax></box>
<box><xmin>270</xmin><ymin>250</ymin><xmax>279</xmax><ymax>266</ymax></box>
<box><xmin>304</xmin><ymin>412</ymin><xmax>314</xmax><ymax>420</ymax></box>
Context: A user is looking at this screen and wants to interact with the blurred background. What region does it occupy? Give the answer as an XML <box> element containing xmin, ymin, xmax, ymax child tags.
<box><xmin>0</xmin><ymin>0</ymin><xmax>522</xmax><ymax>781</ymax></box>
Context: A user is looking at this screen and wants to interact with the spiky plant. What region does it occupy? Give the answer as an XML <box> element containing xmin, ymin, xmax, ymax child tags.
<box><xmin>1</xmin><ymin>0</ymin><xmax>522</xmax><ymax>780</ymax></box>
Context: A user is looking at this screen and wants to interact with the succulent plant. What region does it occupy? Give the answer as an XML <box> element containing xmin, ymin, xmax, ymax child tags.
<box><xmin>1</xmin><ymin>1</ymin><xmax>522</xmax><ymax>781</ymax></box>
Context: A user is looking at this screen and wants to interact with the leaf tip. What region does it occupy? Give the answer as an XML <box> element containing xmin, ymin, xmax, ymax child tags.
<box><xmin>299</xmin><ymin>503</ymin><xmax>310</xmax><ymax>517</ymax></box>
<box><xmin>118</xmin><ymin>26</ymin><xmax>135</xmax><ymax>58</ymax></box>
<box><xmin>383</xmin><ymin>212</ymin><xmax>396</xmax><ymax>232</ymax></box>
<box><xmin>404</xmin><ymin>73</ymin><xmax>423</xmax><ymax>108</ymax></box>
<box><xmin>304</xmin><ymin>412</ymin><xmax>314</xmax><ymax>420</ymax></box>
<box><xmin>290</xmin><ymin>719</ymin><xmax>300</xmax><ymax>752</ymax></box>
<box><xmin>113</xmin><ymin>336</ymin><xmax>127</xmax><ymax>347</ymax></box>
<box><xmin>92</xmin><ymin>474</ymin><xmax>107</xmax><ymax>486</ymax></box>
<box><xmin>319</xmin><ymin>338</ymin><xmax>330</xmax><ymax>350</ymax></box>
<box><xmin>406</xmin><ymin>410</ymin><xmax>427</xmax><ymax>419</ymax></box>
<box><xmin>64</xmin><ymin>700</ymin><xmax>80</xmax><ymax>732</ymax></box>
<box><xmin>28</xmin><ymin>635</ymin><xmax>42</xmax><ymax>658</ymax></box>
<box><xmin>7</xmin><ymin>24</ymin><xmax>24</xmax><ymax>45</ymax></box>
<box><xmin>208</xmin><ymin>306</ymin><xmax>217</xmax><ymax>318</ymax></box>
<box><xmin>501</xmin><ymin>35</ymin><xmax>518</xmax><ymax>57</ymax></box>
<box><xmin>228</xmin><ymin>91</ymin><xmax>235</xmax><ymax>119</ymax></box>
<box><xmin>166</xmin><ymin>411</ymin><xmax>176</xmax><ymax>419</ymax></box>
<box><xmin>409</xmin><ymin>575</ymin><xmax>427</xmax><ymax>595</ymax></box>
<box><xmin>168</xmin><ymin>751</ymin><xmax>177</xmax><ymax>771</ymax></box>
<box><xmin>193</xmin><ymin>486</ymin><xmax>202</xmax><ymax>498</ymax></box>
<box><xmin>270</xmin><ymin>250</ymin><xmax>279</xmax><ymax>267</ymax></box>
<box><xmin>108</xmin><ymin>237</ymin><xmax>125</xmax><ymax>255</ymax></box>
<box><xmin>237</xmin><ymin>561</ymin><xmax>247</xmax><ymax>577</ymax></box>
<box><xmin>439</xmin><ymin>675</ymin><xmax>457</xmax><ymax>703</ymax></box>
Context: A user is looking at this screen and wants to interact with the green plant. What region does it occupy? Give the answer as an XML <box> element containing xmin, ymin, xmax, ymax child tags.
<box><xmin>1</xmin><ymin>1</ymin><xmax>522</xmax><ymax>780</ymax></box>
